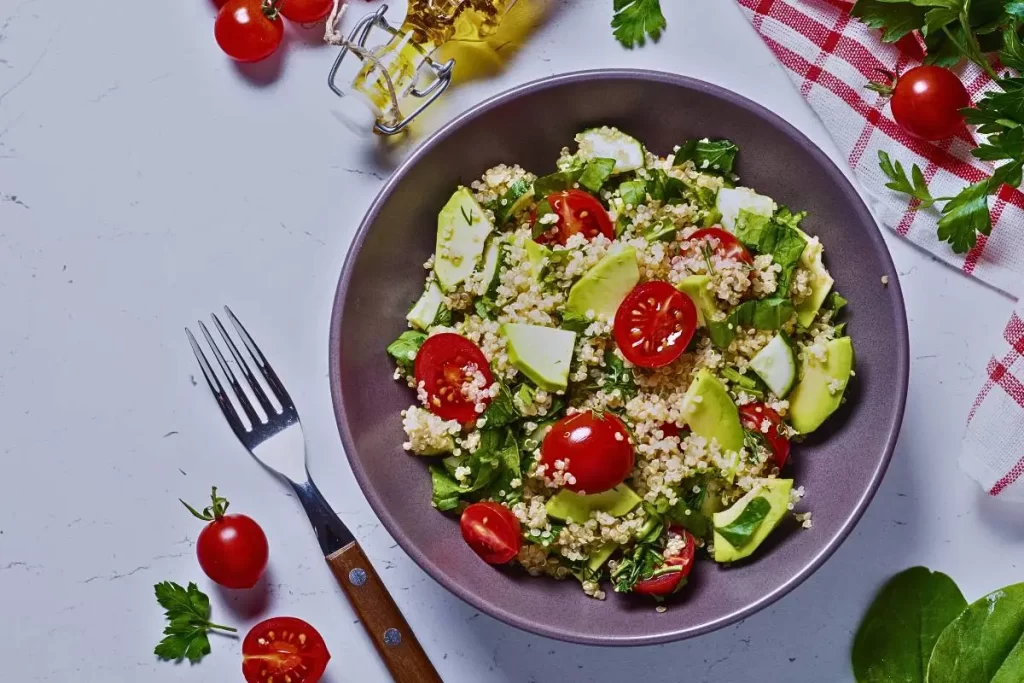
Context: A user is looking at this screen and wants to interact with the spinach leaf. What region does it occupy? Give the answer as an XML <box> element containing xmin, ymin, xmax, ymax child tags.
<box><xmin>474</xmin><ymin>297</ymin><xmax>496</xmax><ymax>320</ymax></box>
<box><xmin>852</xmin><ymin>567</ymin><xmax>967</xmax><ymax>683</ymax></box>
<box><xmin>774</xmin><ymin>206</ymin><xmax>807</xmax><ymax>231</ymax></box>
<box><xmin>757</xmin><ymin>222</ymin><xmax>807</xmax><ymax>293</ymax></box>
<box><xmin>672</xmin><ymin>139</ymin><xmax>698</xmax><ymax>166</ymax></box>
<box><xmin>642</xmin><ymin>218</ymin><xmax>678</xmax><ymax>243</ymax></box>
<box><xmin>714</xmin><ymin>496</ymin><xmax>770</xmax><ymax>548</ymax></box>
<box><xmin>827</xmin><ymin>290</ymin><xmax>848</xmax><ymax>315</ymax></box>
<box><xmin>927</xmin><ymin>582</ymin><xmax>1024</xmax><ymax>683</ymax></box>
<box><xmin>734</xmin><ymin>209</ymin><xmax>772</xmax><ymax>249</ymax></box>
<box><xmin>534</xmin><ymin>169</ymin><xmax>582</xmax><ymax>197</ymax></box>
<box><xmin>482</xmin><ymin>381</ymin><xmax>519</xmax><ymax>428</ymax></box>
<box><xmin>578</xmin><ymin>158</ymin><xmax>617</xmax><ymax>193</ymax></box>
<box><xmin>619</xmin><ymin>179</ymin><xmax>648</xmax><ymax>207</ymax></box>
<box><xmin>645</xmin><ymin>169</ymin><xmax>686</xmax><ymax>204</ymax></box>
<box><xmin>708</xmin><ymin>297</ymin><xmax>795</xmax><ymax>350</ymax></box>
<box><xmin>429</xmin><ymin>465</ymin><xmax>464</xmax><ymax>512</ymax></box>
<box><xmin>386</xmin><ymin>330</ymin><xmax>427</xmax><ymax>372</ymax></box>
<box><xmin>692</xmin><ymin>139</ymin><xmax>739</xmax><ymax>175</ymax></box>
<box><xmin>432</xmin><ymin>303</ymin><xmax>453</xmax><ymax>327</ymax></box>
<box><xmin>432</xmin><ymin>428</ymin><xmax>522</xmax><ymax>509</ymax></box>
<box><xmin>560</xmin><ymin>309</ymin><xmax>591</xmax><ymax>334</ymax></box>
<box><xmin>573</xmin><ymin>350</ymin><xmax>637</xmax><ymax>401</ymax></box>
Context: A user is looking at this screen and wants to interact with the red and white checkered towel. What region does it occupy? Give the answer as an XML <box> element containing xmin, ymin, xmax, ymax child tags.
<box><xmin>736</xmin><ymin>0</ymin><xmax>1024</xmax><ymax>500</ymax></box>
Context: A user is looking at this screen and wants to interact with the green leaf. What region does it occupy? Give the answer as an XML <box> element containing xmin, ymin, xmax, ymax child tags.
<box><xmin>493</xmin><ymin>179</ymin><xmax>533</xmax><ymax>225</ymax></box>
<box><xmin>773</xmin><ymin>206</ymin><xmax>808</xmax><ymax>231</ymax></box>
<box><xmin>852</xmin><ymin>567</ymin><xmax>968</xmax><ymax>683</ymax></box>
<box><xmin>534</xmin><ymin>169</ymin><xmax>582</xmax><ymax>197</ymax></box>
<box><xmin>532</xmin><ymin>198</ymin><xmax>557</xmax><ymax>239</ymax></box>
<box><xmin>672</xmin><ymin>139</ymin><xmax>698</xmax><ymax>166</ymax></box>
<box><xmin>611</xmin><ymin>0</ymin><xmax>666</xmax><ymax>48</ymax></box>
<box><xmin>927</xmin><ymin>582</ymin><xmax>1024</xmax><ymax>683</ymax></box>
<box><xmin>578</xmin><ymin>158</ymin><xmax>617</xmax><ymax>193</ymax></box>
<box><xmin>850</xmin><ymin>0</ymin><xmax>929</xmax><ymax>43</ymax></box>
<box><xmin>641</xmin><ymin>218</ymin><xmax>678</xmax><ymax>243</ymax></box>
<box><xmin>878</xmin><ymin>151</ymin><xmax>936</xmax><ymax>207</ymax></box>
<box><xmin>757</xmin><ymin>222</ymin><xmax>807</xmax><ymax>293</ymax></box>
<box><xmin>155</xmin><ymin>581</ymin><xmax>211</xmax><ymax>624</ymax></box>
<box><xmin>560</xmin><ymin>308</ymin><xmax>591</xmax><ymax>334</ymax></box>
<box><xmin>474</xmin><ymin>297</ymin><xmax>496</xmax><ymax>320</ymax></box>
<box><xmin>645</xmin><ymin>169</ymin><xmax>687</xmax><ymax>203</ymax></box>
<box><xmin>618</xmin><ymin>179</ymin><xmax>648</xmax><ymax>207</ymax></box>
<box><xmin>692</xmin><ymin>139</ymin><xmax>739</xmax><ymax>175</ymax></box>
<box><xmin>1008</xmin><ymin>1</ymin><xmax>1024</xmax><ymax>20</ymax></box>
<box><xmin>714</xmin><ymin>496</ymin><xmax>771</xmax><ymax>548</ymax></box>
<box><xmin>734</xmin><ymin>209</ymin><xmax>772</xmax><ymax>249</ymax></box>
<box><xmin>153</xmin><ymin>581</ymin><xmax>232</xmax><ymax>663</ymax></box>
<box><xmin>387</xmin><ymin>330</ymin><xmax>427</xmax><ymax>372</ymax></box>
<box><xmin>937</xmin><ymin>179</ymin><xmax>992</xmax><ymax>253</ymax></box>
<box><xmin>482</xmin><ymin>381</ymin><xmax>519</xmax><ymax>428</ymax></box>
<box><xmin>1001</xmin><ymin>25</ymin><xmax>1024</xmax><ymax>73</ymax></box>
<box><xmin>429</xmin><ymin>465</ymin><xmax>464</xmax><ymax>511</ymax></box>
<box><xmin>826</xmin><ymin>290</ymin><xmax>848</xmax><ymax>315</ymax></box>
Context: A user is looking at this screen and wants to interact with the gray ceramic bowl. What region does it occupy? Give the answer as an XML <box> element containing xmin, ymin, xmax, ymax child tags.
<box><xmin>329</xmin><ymin>70</ymin><xmax>909</xmax><ymax>646</ymax></box>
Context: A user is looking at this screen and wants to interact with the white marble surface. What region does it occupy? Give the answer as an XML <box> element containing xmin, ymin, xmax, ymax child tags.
<box><xmin>2</xmin><ymin>0</ymin><xmax>1023</xmax><ymax>681</ymax></box>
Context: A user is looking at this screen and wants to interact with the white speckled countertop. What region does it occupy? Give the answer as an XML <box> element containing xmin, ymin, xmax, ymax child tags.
<box><xmin>1</xmin><ymin>0</ymin><xmax>1022</xmax><ymax>680</ymax></box>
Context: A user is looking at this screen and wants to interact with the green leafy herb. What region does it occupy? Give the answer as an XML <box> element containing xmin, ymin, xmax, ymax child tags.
<box><xmin>641</xmin><ymin>218</ymin><xmax>678</xmax><ymax>243</ymax></box>
<box><xmin>482</xmin><ymin>381</ymin><xmax>519</xmax><ymax>428</ymax></box>
<box><xmin>611</xmin><ymin>542</ymin><xmax>662</xmax><ymax>592</ymax></box>
<box><xmin>927</xmin><ymin>582</ymin><xmax>1024</xmax><ymax>683</ymax></box>
<box><xmin>493</xmin><ymin>179</ymin><xmax>533</xmax><ymax>225</ymax></box>
<box><xmin>827</xmin><ymin>290</ymin><xmax>848</xmax><ymax>315</ymax></box>
<box><xmin>531</xmin><ymin>198</ymin><xmax>558</xmax><ymax>240</ymax></box>
<box><xmin>578</xmin><ymin>157</ymin><xmax>617</xmax><ymax>193</ymax></box>
<box><xmin>936</xmin><ymin>178</ymin><xmax>993</xmax><ymax>253</ymax></box>
<box><xmin>429</xmin><ymin>465</ymin><xmax>464</xmax><ymax>511</ymax></box>
<box><xmin>430</xmin><ymin>428</ymin><xmax>521</xmax><ymax>509</ymax></box>
<box><xmin>773</xmin><ymin>206</ymin><xmax>808</xmax><ymax>231</ymax></box>
<box><xmin>714</xmin><ymin>496</ymin><xmax>771</xmax><ymax>548</ymax></box>
<box><xmin>721</xmin><ymin>366</ymin><xmax>765</xmax><ymax>396</ymax></box>
<box><xmin>153</xmin><ymin>581</ymin><xmax>236</xmax><ymax>663</ymax></box>
<box><xmin>645</xmin><ymin>169</ymin><xmax>687</xmax><ymax>203</ymax></box>
<box><xmin>851</xmin><ymin>567</ymin><xmax>967</xmax><ymax>683</ymax></box>
<box><xmin>672</xmin><ymin>139</ymin><xmax>698</xmax><ymax>166</ymax></box>
<box><xmin>850</xmin><ymin>0</ymin><xmax>928</xmax><ymax>43</ymax></box>
<box><xmin>534</xmin><ymin>169</ymin><xmax>582</xmax><ymax>197</ymax></box>
<box><xmin>879</xmin><ymin>151</ymin><xmax>938</xmax><ymax>208</ymax></box>
<box><xmin>611</xmin><ymin>0</ymin><xmax>666</xmax><ymax>49</ymax></box>
<box><xmin>386</xmin><ymin>330</ymin><xmax>427</xmax><ymax>372</ymax></box>
<box><xmin>460</xmin><ymin>206</ymin><xmax>476</xmax><ymax>225</ymax></box>
<box><xmin>691</xmin><ymin>139</ymin><xmax>740</xmax><ymax>175</ymax></box>
<box><xmin>618</xmin><ymin>179</ymin><xmax>648</xmax><ymax>207</ymax></box>
<box><xmin>474</xmin><ymin>297</ymin><xmax>496</xmax><ymax>320</ymax></box>
<box><xmin>575</xmin><ymin>349</ymin><xmax>638</xmax><ymax>401</ymax></box>
<box><xmin>733</xmin><ymin>209</ymin><xmax>807</xmax><ymax>291</ymax></box>
<box><xmin>432</xmin><ymin>303</ymin><xmax>453</xmax><ymax>327</ymax></box>
<box><xmin>709</xmin><ymin>296</ymin><xmax>796</xmax><ymax>349</ymax></box>
<box><xmin>560</xmin><ymin>308</ymin><xmax>592</xmax><ymax>334</ymax></box>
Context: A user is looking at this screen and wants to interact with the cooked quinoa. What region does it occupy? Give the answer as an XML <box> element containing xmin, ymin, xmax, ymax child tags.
<box><xmin>386</xmin><ymin>128</ymin><xmax>854</xmax><ymax>600</ymax></box>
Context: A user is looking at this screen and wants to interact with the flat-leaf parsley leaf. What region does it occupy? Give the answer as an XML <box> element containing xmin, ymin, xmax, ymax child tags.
<box><xmin>611</xmin><ymin>0</ymin><xmax>666</xmax><ymax>49</ymax></box>
<box><xmin>153</xmin><ymin>581</ymin><xmax>236</xmax><ymax>663</ymax></box>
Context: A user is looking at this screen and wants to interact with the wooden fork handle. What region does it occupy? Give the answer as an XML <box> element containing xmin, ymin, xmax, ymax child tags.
<box><xmin>326</xmin><ymin>542</ymin><xmax>442</xmax><ymax>683</ymax></box>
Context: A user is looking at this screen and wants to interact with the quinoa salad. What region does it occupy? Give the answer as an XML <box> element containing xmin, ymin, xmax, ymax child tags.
<box><xmin>386</xmin><ymin>127</ymin><xmax>854</xmax><ymax>601</ymax></box>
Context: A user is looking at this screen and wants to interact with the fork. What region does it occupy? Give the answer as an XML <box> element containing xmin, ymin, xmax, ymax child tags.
<box><xmin>187</xmin><ymin>306</ymin><xmax>442</xmax><ymax>683</ymax></box>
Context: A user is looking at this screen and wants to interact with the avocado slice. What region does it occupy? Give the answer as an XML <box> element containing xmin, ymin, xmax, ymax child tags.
<box><xmin>788</xmin><ymin>336</ymin><xmax>854</xmax><ymax>434</ymax></box>
<box><xmin>435</xmin><ymin>188</ymin><xmax>494</xmax><ymax>291</ymax></box>
<box><xmin>524</xmin><ymin>239</ymin><xmax>550</xmax><ymax>281</ymax></box>
<box><xmin>676</xmin><ymin>275</ymin><xmax>718</xmax><ymax>327</ymax></box>
<box><xmin>587</xmin><ymin>542</ymin><xmax>618</xmax><ymax>572</ymax></box>
<box><xmin>680</xmin><ymin>370</ymin><xmax>745</xmax><ymax>455</ymax></box>
<box><xmin>501</xmin><ymin>323</ymin><xmax>576</xmax><ymax>391</ymax></box>
<box><xmin>546</xmin><ymin>484</ymin><xmax>642</xmax><ymax>523</ymax></box>
<box><xmin>406</xmin><ymin>280</ymin><xmax>444</xmax><ymax>331</ymax></box>
<box><xmin>712</xmin><ymin>479</ymin><xmax>793</xmax><ymax>562</ymax></box>
<box><xmin>794</xmin><ymin>235</ymin><xmax>834</xmax><ymax>328</ymax></box>
<box><xmin>565</xmin><ymin>246</ymin><xmax>640</xmax><ymax>321</ymax></box>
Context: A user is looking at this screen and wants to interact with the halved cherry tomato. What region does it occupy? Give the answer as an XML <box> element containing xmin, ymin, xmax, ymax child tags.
<box><xmin>533</xmin><ymin>189</ymin><xmax>614</xmax><ymax>246</ymax></box>
<box><xmin>215</xmin><ymin>0</ymin><xmax>284</xmax><ymax>63</ymax></box>
<box><xmin>414</xmin><ymin>333</ymin><xmax>494</xmax><ymax>424</ymax></box>
<box><xmin>540</xmin><ymin>411</ymin><xmax>635</xmax><ymax>494</ymax></box>
<box><xmin>659</xmin><ymin>423</ymin><xmax>683</xmax><ymax>439</ymax></box>
<box><xmin>461</xmin><ymin>502</ymin><xmax>521</xmax><ymax>564</ymax></box>
<box><xmin>633</xmin><ymin>527</ymin><xmax>696</xmax><ymax>596</ymax></box>
<box><xmin>614</xmin><ymin>280</ymin><xmax>698</xmax><ymax>368</ymax></box>
<box><xmin>739</xmin><ymin>402</ymin><xmax>791</xmax><ymax>469</ymax></box>
<box><xmin>688</xmin><ymin>227</ymin><xmax>753</xmax><ymax>264</ymax></box>
<box><xmin>279</xmin><ymin>0</ymin><xmax>333</xmax><ymax>23</ymax></box>
<box><xmin>242</xmin><ymin>617</ymin><xmax>330</xmax><ymax>683</ymax></box>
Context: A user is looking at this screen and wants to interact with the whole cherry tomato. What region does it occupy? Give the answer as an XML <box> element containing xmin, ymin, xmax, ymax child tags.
<box><xmin>182</xmin><ymin>487</ymin><xmax>269</xmax><ymax>589</ymax></box>
<box><xmin>215</xmin><ymin>0</ymin><xmax>284</xmax><ymax>63</ymax></box>
<box><xmin>540</xmin><ymin>411</ymin><xmax>635</xmax><ymax>494</ymax></box>
<box><xmin>888</xmin><ymin>66</ymin><xmax>970</xmax><ymax>141</ymax></box>
<box><xmin>279</xmin><ymin>0</ymin><xmax>334</xmax><ymax>23</ymax></box>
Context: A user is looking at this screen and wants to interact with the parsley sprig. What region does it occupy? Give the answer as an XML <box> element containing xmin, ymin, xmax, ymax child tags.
<box><xmin>611</xmin><ymin>0</ymin><xmax>666</xmax><ymax>48</ymax></box>
<box><xmin>853</xmin><ymin>0</ymin><xmax>1024</xmax><ymax>253</ymax></box>
<box><xmin>153</xmin><ymin>581</ymin><xmax>236</xmax><ymax>663</ymax></box>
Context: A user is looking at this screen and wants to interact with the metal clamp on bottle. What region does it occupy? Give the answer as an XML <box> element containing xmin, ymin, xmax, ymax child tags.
<box><xmin>327</xmin><ymin>4</ymin><xmax>455</xmax><ymax>136</ymax></box>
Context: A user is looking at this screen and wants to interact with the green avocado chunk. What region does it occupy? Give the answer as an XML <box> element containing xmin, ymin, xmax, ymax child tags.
<box><xmin>435</xmin><ymin>187</ymin><xmax>494</xmax><ymax>291</ymax></box>
<box><xmin>501</xmin><ymin>323</ymin><xmax>576</xmax><ymax>391</ymax></box>
<box><xmin>676</xmin><ymin>274</ymin><xmax>718</xmax><ymax>327</ymax></box>
<box><xmin>712</xmin><ymin>479</ymin><xmax>793</xmax><ymax>563</ymax></box>
<box><xmin>406</xmin><ymin>280</ymin><xmax>444</xmax><ymax>331</ymax></box>
<box><xmin>794</xmin><ymin>234</ymin><xmax>834</xmax><ymax>328</ymax></box>
<box><xmin>565</xmin><ymin>246</ymin><xmax>640</xmax><ymax>321</ymax></box>
<box><xmin>788</xmin><ymin>336</ymin><xmax>854</xmax><ymax>434</ymax></box>
<box><xmin>525</xmin><ymin>240</ymin><xmax>550</xmax><ymax>281</ymax></box>
<box><xmin>546</xmin><ymin>484</ymin><xmax>642</xmax><ymax>522</ymax></box>
<box><xmin>680</xmin><ymin>370</ymin><xmax>745</xmax><ymax>456</ymax></box>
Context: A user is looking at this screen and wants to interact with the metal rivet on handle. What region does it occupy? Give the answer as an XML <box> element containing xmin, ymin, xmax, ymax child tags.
<box><xmin>349</xmin><ymin>568</ymin><xmax>367</xmax><ymax>586</ymax></box>
<box><xmin>383</xmin><ymin>628</ymin><xmax>402</xmax><ymax>646</ymax></box>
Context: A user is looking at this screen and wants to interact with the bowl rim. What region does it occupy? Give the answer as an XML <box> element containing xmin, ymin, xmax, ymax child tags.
<box><xmin>328</xmin><ymin>68</ymin><xmax>910</xmax><ymax>646</ymax></box>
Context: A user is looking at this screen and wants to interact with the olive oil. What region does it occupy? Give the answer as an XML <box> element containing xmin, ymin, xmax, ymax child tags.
<box><xmin>351</xmin><ymin>0</ymin><xmax>517</xmax><ymax>119</ymax></box>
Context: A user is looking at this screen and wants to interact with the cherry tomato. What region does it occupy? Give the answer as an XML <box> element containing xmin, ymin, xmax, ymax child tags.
<box><xmin>890</xmin><ymin>66</ymin><xmax>970</xmax><ymax>141</ymax></box>
<box><xmin>633</xmin><ymin>527</ymin><xmax>696</xmax><ymax>596</ymax></box>
<box><xmin>279</xmin><ymin>0</ymin><xmax>333</xmax><ymax>23</ymax></box>
<box><xmin>659</xmin><ymin>422</ymin><xmax>683</xmax><ymax>438</ymax></box>
<box><xmin>739</xmin><ymin>402</ymin><xmax>791</xmax><ymax>469</ymax></box>
<box><xmin>614</xmin><ymin>280</ymin><xmax>698</xmax><ymax>369</ymax></box>
<box><xmin>460</xmin><ymin>502</ymin><xmax>522</xmax><ymax>564</ymax></box>
<box><xmin>183</xmin><ymin>487</ymin><xmax>269</xmax><ymax>589</ymax></box>
<box><xmin>540</xmin><ymin>411</ymin><xmax>635</xmax><ymax>494</ymax></box>
<box><xmin>414</xmin><ymin>333</ymin><xmax>494</xmax><ymax>424</ymax></box>
<box><xmin>534</xmin><ymin>189</ymin><xmax>614</xmax><ymax>246</ymax></box>
<box><xmin>242</xmin><ymin>617</ymin><xmax>330</xmax><ymax>683</ymax></box>
<box><xmin>688</xmin><ymin>227</ymin><xmax>753</xmax><ymax>264</ymax></box>
<box><xmin>215</xmin><ymin>0</ymin><xmax>284</xmax><ymax>63</ymax></box>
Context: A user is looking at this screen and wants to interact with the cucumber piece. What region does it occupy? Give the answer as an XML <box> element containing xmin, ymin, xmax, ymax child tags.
<box><xmin>479</xmin><ymin>237</ymin><xmax>503</xmax><ymax>297</ymax></box>
<box><xmin>406</xmin><ymin>281</ymin><xmax>445</xmax><ymax>331</ymax></box>
<box><xmin>749</xmin><ymin>333</ymin><xmax>797</xmax><ymax>397</ymax></box>
<box><xmin>494</xmin><ymin>179</ymin><xmax>534</xmax><ymax>226</ymax></box>
<box><xmin>575</xmin><ymin>127</ymin><xmax>645</xmax><ymax>174</ymax></box>
<box><xmin>716</xmin><ymin>187</ymin><xmax>776</xmax><ymax>232</ymax></box>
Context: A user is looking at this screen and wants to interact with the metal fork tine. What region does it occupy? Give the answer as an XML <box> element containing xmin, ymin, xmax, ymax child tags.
<box><xmin>223</xmin><ymin>306</ymin><xmax>294</xmax><ymax>410</ymax></box>
<box><xmin>198</xmin><ymin>320</ymin><xmax>262</xmax><ymax>427</ymax></box>
<box><xmin>211</xmin><ymin>312</ymin><xmax>277</xmax><ymax>417</ymax></box>
<box><xmin>186</xmin><ymin>327</ymin><xmax>247</xmax><ymax>437</ymax></box>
